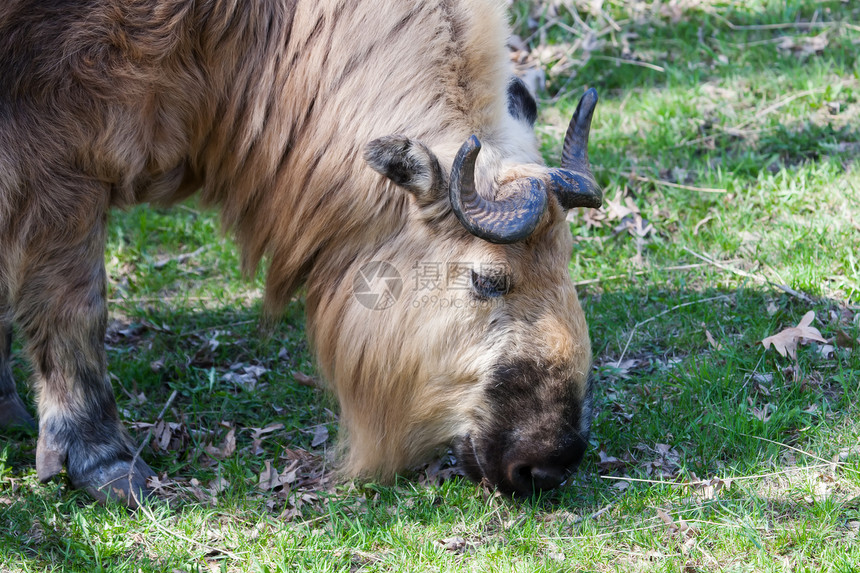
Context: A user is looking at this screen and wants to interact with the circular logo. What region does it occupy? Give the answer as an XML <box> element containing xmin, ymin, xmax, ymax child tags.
<box><xmin>352</xmin><ymin>261</ymin><xmax>403</xmax><ymax>311</ymax></box>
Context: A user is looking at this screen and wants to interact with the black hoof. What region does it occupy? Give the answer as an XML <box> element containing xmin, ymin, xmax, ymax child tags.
<box><xmin>0</xmin><ymin>393</ymin><xmax>37</xmax><ymax>433</ymax></box>
<box><xmin>71</xmin><ymin>457</ymin><xmax>156</xmax><ymax>509</ymax></box>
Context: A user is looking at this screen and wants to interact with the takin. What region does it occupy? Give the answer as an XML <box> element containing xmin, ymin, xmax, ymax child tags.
<box><xmin>0</xmin><ymin>0</ymin><xmax>603</xmax><ymax>506</ymax></box>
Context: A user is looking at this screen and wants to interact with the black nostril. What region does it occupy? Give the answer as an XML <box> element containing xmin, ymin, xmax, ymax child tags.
<box><xmin>515</xmin><ymin>464</ymin><xmax>531</xmax><ymax>484</ymax></box>
<box><xmin>507</xmin><ymin>463</ymin><xmax>566</xmax><ymax>493</ymax></box>
<box><xmin>508</xmin><ymin>463</ymin><xmax>532</xmax><ymax>493</ymax></box>
<box><xmin>500</xmin><ymin>436</ymin><xmax>588</xmax><ymax>494</ymax></box>
<box><xmin>530</xmin><ymin>465</ymin><xmax>565</xmax><ymax>490</ymax></box>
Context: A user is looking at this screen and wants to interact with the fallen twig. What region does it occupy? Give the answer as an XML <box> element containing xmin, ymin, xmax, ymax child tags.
<box><xmin>181</xmin><ymin>319</ymin><xmax>257</xmax><ymax>337</ymax></box>
<box><xmin>673</xmin><ymin>82</ymin><xmax>846</xmax><ymax>150</ymax></box>
<box><xmin>615</xmin><ymin>171</ymin><xmax>726</xmax><ymax>194</ymax></box>
<box><xmin>153</xmin><ymin>246</ymin><xmax>207</xmax><ymax>269</ymax></box>
<box><xmin>693</xmin><ymin>214</ymin><xmax>714</xmax><ymax>235</ymax></box>
<box><xmin>573</xmin><ymin>503</ymin><xmax>614</xmax><ymax>524</ymax></box>
<box><xmin>109</xmin><ymin>295</ymin><xmax>224</xmax><ymax>304</ymax></box>
<box><xmin>599</xmin><ymin>462</ymin><xmax>832</xmax><ymax>487</ymax></box>
<box><xmin>733</xmin><ymin>87</ymin><xmax>828</xmax><ymax>131</ymax></box>
<box><xmin>718</xmin><ymin>18</ymin><xmax>838</xmax><ymax>31</ymax></box>
<box><xmin>615</xmin><ymin>294</ymin><xmax>732</xmax><ymax>366</ymax></box>
<box><xmin>572</xmin><ymin>262</ymin><xmax>733</xmax><ymax>287</ymax></box>
<box><xmin>126</xmin><ymin>390</ymin><xmax>246</xmax><ymax>561</ymax></box>
<box><xmin>681</xmin><ymin>248</ymin><xmax>815</xmax><ymax>304</ymax></box>
<box><xmin>681</xmin><ymin>248</ymin><xmax>758</xmax><ymax>279</ymax></box>
<box><xmin>714</xmin><ymin>425</ymin><xmax>860</xmax><ymax>478</ymax></box>
<box><xmin>589</xmin><ymin>55</ymin><xmax>665</xmax><ymax>73</ymax></box>
<box><xmin>132</xmin><ymin>496</ymin><xmax>245</xmax><ymax>561</ymax></box>
<box><xmin>129</xmin><ymin>389</ymin><xmax>178</xmax><ymax>482</ymax></box>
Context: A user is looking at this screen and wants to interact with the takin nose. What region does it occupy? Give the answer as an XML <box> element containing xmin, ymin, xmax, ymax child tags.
<box><xmin>502</xmin><ymin>436</ymin><xmax>587</xmax><ymax>495</ymax></box>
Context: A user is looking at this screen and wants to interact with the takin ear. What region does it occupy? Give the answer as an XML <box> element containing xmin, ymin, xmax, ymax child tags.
<box><xmin>507</xmin><ymin>76</ymin><xmax>538</xmax><ymax>127</ymax></box>
<box><xmin>364</xmin><ymin>135</ymin><xmax>444</xmax><ymax>206</ymax></box>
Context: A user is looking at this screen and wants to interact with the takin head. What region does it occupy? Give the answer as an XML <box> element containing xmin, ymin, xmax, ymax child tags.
<box><xmin>310</xmin><ymin>87</ymin><xmax>602</xmax><ymax>496</ymax></box>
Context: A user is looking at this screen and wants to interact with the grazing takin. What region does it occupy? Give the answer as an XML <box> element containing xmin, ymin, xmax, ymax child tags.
<box><xmin>0</xmin><ymin>0</ymin><xmax>603</xmax><ymax>506</ymax></box>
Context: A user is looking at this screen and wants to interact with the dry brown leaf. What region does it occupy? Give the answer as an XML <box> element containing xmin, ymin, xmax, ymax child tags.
<box><xmin>836</xmin><ymin>329</ymin><xmax>859</xmax><ymax>349</ymax></box>
<box><xmin>607</xmin><ymin>357</ymin><xmax>646</xmax><ymax>378</ymax></box>
<box><xmin>603</xmin><ymin>192</ymin><xmax>637</xmax><ymax>222</ymax></box>
<box><xmin>435</xmin><ymin>536</ymin><xmax>475</xmax><ymax>554</ymax></box>
<box><xmin>155</xmin><ymin>420</ymin><xmax>172</xmax><ymax>451</ymax></box>
<box><xmin>749</xmin><ymin>402</ymin><xmax>775</xmax><ymax>423</ymax></box>
<box><xmin>580</xmin><ymin>207</ymin><xmax>607</xmax><ymax>229</ymax></box>
<box><xmin>642</xmin><ymin>444</ymin><xmax>680</xmax><ymax>479</ymax></box>
<box><xmin>254</xmin><ymin>423</ymin><xmax>285</xmax><ymax>436</ymax></box>
<box><xmin>258</xmin><ymin>460</ymin><xmax>281</xmax><ymax>491</ymax></box>
<box><xmin>133</xmin><ymin>420</ymin><xmax>190</xmax><ymax>454</ymax></box>
<box><xmin>612</xmin><ymin>480</ymin><xmax>631</xmax><ymax>491</ymax></box>
<box><xmin>147</xmin><ymin>474</ymin><xmax>172</xmax><ymax>494</ymax></box>
<box><xmin>751</xmin><ymin>373</ymin><xmax>772</xmax><ymax>396</ymax></box>
<box><xmin>205</xmin><ymin>428</ymin><xmax>236</xmax><ymax>459</ymax></box>
<box><xmin>258</xmin><ymin>459</ymin><xmax>301</xmax><ymax>492</ymax></box>
<box><xmin>597</xmin><ymin>450</ymin><xmax>628</xmax><ymax>472</ymax></box>
<box><xmin>818</xmin><ymin>344</ymin><xmax>836</xmax><ymax>359</ymax></box>
<box><xmin>657</xmin><ymin>508</ymin><xmax>697</xmax><ymax>539</ymax></box>
<box><xmin>222</xmin><ymin>364</ymin><xmax>268</xmax><ymax>391</ymax></box>
<box><xmin>209</xmin><ymin>477</ymin><xmax>230</xmax><ymax>495</ymax></box>
<box><xmin>705</xmin><ymin>329</ymin><xmax>722</xmax><ymax>350</ymax></box>
<box><xmin>761</xmin><ymin>311</ymin><xmax>827</xmax><ymax>360</ymax></box>
<box><xmin>292</xmin><ymin>371</ymin><xmax>320</xmax><ymax>388</ymax></box>
<box><xmin>188</xmin><ymin>478</ymin><xmax>212</xmax><ymax>503</ymax></box>
<box><xmin>777</xmin><ymin>33</ymin><xmax>829</xmax><ymax>58</ymax></box>
<box><xmin>418</xmin><ymin>455</ymin><xmax>465</xmax><ymax>486</ymax></box>
<box><xmin>221</xmin><ymin>427</ymin><xmax>237</xmax><ymax>456</ymax></box>
<box><xmin>250</xmin><ymin>423</ymin><xmax>286</xmax><ymax>455</ymax></box>
<box><xmin>310</xmin><ymin>425</ymin><xmax>329</xmax><ymax>448</ymax></box>
<box><xmin>686</xmin><ymin>476</ymin><xmax>733</xmax><ymax>502</ymax></box>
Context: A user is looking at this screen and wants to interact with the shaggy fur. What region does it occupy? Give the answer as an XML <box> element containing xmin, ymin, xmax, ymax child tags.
<box><xmin>0</xmin><ymin>0</ymin><xmax>593</xmax><ymax>500</ymax></box>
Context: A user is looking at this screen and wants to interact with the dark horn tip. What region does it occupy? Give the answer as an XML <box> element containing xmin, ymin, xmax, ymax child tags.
<box><xmin>553</xmin><ymin>88</ymin><xmax>602</xmax><ymax>210</ymax></box>
<box><xmin>455</xmin><ymin>135</ymin><xmax>482</xmax><ymax>171</ymax></box>
<box><xmin>574</xmin><ymin>88</ymin><xmax>598</xmax><ymax>127</ymax></box>
<box><xmin>461</xmin><ymin>134</ymin><xmax>481</xmax><ymax>156</ymax></box>
<box><xmin>548</xmin><ymin>170</ymin><xmax>602</xmax><ymax>210</ymax></box>
<box><xmin>582</xmin><ymin>87</ymin><xmax>598</xmax><ymax>106</ymax></box>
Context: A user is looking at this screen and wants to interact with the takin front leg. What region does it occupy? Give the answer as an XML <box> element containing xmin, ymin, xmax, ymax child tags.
<box><xmin>0</xmin><ymin>309</ymin><xmax>37</xmax><ymax>432</ymax></box>
<box><xmin>16</xmin><ymin>220</ymin><xmax>154</xmax><ymax>507</ymax></box>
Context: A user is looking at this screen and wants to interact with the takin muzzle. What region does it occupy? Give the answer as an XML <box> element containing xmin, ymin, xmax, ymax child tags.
<box><xmin>455</xmin><ymin>361</ymin><xmax>593</xmax><ymax>495</ymax></box>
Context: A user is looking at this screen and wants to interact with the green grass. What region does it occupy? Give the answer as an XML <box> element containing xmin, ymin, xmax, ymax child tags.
<box><xmin>2</xmin><ymin>0</ymin><xmax>860</xmax><ymax>571</ymax></box>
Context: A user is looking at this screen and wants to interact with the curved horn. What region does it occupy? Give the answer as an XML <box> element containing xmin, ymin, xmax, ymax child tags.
<box><xmin>449</xmin><ymin>136</ymin><xmax>547</xmax><ymax>244</ymax></box>
<box><xmin>548</xmin><ymin>88</ymin><xmax>603</xmax><ymax>210</ymax></box>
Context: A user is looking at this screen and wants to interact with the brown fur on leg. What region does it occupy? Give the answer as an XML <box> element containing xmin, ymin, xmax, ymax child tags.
<box><xmin>0</xmin><ymin>315</ymin><xmax>36</xmax><ymax>432</ymax></box>
<box><xmin>12</xmin><ymin>197</ymin><xmax>154</xmax><ymax>504</ymax></box>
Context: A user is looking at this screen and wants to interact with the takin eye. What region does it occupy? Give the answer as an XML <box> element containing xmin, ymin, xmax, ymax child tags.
<box><xmin>470</xmin><ymin>269</ymin><xmax>512</xmax><ymax>299</ymax></box>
